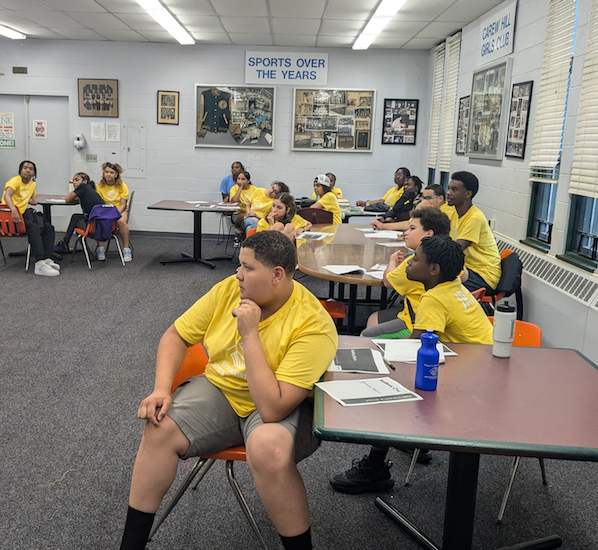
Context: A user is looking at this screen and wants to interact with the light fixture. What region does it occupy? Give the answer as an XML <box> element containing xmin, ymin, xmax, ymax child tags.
<box><xmin>135</xmin><ymin>0</ymin><xmax>194</xmax><ymax>45</ymax></box>
<box><xmin>0</xmin><ymin>24</ymin><xmax>26</xmax><ymax>40</ymax></box>
<box><xmin>353</xmin><ymin>0</ymin><xmax>408</xmax><ymax>50</ymax></box>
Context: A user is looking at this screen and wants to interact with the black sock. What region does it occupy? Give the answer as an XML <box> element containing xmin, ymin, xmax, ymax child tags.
<box><xmin>280</xmin><ymin>527</ymin><xmax>312</xmax><ymax>550</ymax></box>
<box><xmin>120</xmin><ymin>506</ymin><xmax>155</xmax><ymax>550</ymax></box>
<box><xmin>367</xmin><ymin>446</ymin><xmax>390</xmax><ymax>468</ymax></box>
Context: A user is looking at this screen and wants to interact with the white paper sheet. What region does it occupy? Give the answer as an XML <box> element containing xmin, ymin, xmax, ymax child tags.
<box><xmin>316</xmin><ymin>377</ymin><xmax>423</xmax><ymax>407</ymax></box>
<box><xmin>327</xmin><ymin>348</ymin><xmax>389</xmax><ymax>374</ymax></box>
<box><xmin>365</xmin><ymin>231</ymin><xmax>402</xmax><ymax>239</ymax></box>
<box><xmin>373</xmin><ymin>339</ymin><xmax>450</xmax><ymax>363</ymax></box>
<box><xmin>323</xmin><ymin>265</ymin><xmax>366</xmax><ymax>275</ymax></box>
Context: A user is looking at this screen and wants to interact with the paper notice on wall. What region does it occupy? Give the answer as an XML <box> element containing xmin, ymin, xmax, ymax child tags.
<box><xmin>90</xmin><ymin>122</ymin><xmax>106</xmax><ymax>141</ymax></box>
<box><xmin>0</xmin><ymin>112</ymin><xmax>16</xmax><ymax>148</ymax></box>
<box><xmin>106</xmin><ymin>123</ymin><xmax>120</xmax><ymax>142</ymax></box>
<box><xmin>33</xmin><ymin>120</ymin><xmax>47</xmax><ymax>139</ymax></box>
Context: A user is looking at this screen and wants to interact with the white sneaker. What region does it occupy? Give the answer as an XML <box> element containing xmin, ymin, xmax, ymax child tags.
<box><xmin>96</xmin><ymin>246</ymin><xmax>106</xmax><ymax>261</ymax></box>
<box><xmin>123</xmin><ymin>248</ymin><xmax>132</xmax><ymax>262</ymax></box>
<box><xmin>44</xmin><ymin>258</ymin><xmax>61</xmax><ymax>271</ymax></box>
<box><xmin>35</xmin><ymin>260</ymin><xmax>60</xmax><ymax>277</ymax></box>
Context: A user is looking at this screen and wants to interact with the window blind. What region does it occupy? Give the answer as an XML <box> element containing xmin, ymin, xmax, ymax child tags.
<box><xmin>438</xmin><ymin>33</ymin><xmax>462</xmax><ymax>172</ymax></box>
<box><xmin>570</xmin><ymin>0</ymin><xmax>598</xmax><ymax>198</ymax></box>
<box><xmin>529</xmin><ymin>0</ymin><xmax>577</xmax><ymax>173</ymax></box>
<box><xmin>427</xmin><ymin>43</ymin><xmax>446</xmax><ymax>170</ymax></box>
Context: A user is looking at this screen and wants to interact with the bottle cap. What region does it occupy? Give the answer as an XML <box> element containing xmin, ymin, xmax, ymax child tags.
<box><xmin>496</xmin><ymin>301</ymin><xmax>516</xmax><ymax>313</ymax></box>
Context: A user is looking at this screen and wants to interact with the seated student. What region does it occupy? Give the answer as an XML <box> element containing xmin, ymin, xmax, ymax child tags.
<box><xmin>356</xmin><ymin>167</ymin><xmax>410</xmax><ymax>208</ymax></box>
<box><xmin>378</xmin><ymin>176</ymin><xmax>423</xmax><ymax>223</ymax></box>
<box><xmin>119</xmin><ymin>231</ymin><xmax>338</xmax><ymax>550</ymax></box>
<box><xmin>446</xmin><ymin>171</ymin><xmax>501</xmax><ymax>293</ymax></box>
<box><xmin>220</xmin><ymin>161</ymin><xmax>244</xmax><ymax>201</ymax></box>
<box><xmin>371</xmin><ymin>183</ymin><xmax>455</xmax><ymax>232</ymax></box>
<box><xmin>95</xmin><ymin>162</ymin><xmax>132</xmax><ymax>262</ymax></box>
<box><xmin>310</xmin><ymin>174</ymin><xmax>341</xmax><ymax>224</ymax></box>
<box><xmin>258</xmin><ymin>192</ymin><xmax>312</xmax><ymax>241</ymax></box>
<box><xmin>248</xmin><ymin>180</ymin><xmax>290</xmax><ymax>223</ymax></box>
<box><xmin>330</xmin><ymin>234</ymin><xmax>491</xmax><ymax>495</ymax></box>
<box><xmin>229</xmin><ymin>170</ymin><xmax>265</xmax><ymax>233</ymax></box>
<box><xmin>361</xmin><ymin>207</ymin><xmax>452</xmax><ymax>339</ymax></box>
<box><xmin>53</xmin><ymin>172</ymin><xmax>104</xmax><ymax>253</ymax></box>
<box><xmin>310</xmin><ymin>172</ymin><xmax>342</xmax><ymax>200</ymax></box>
<box><xmin>1</xmin><ymin>160</ymin><xmax>60</xmax><ymax>277</ymax></box>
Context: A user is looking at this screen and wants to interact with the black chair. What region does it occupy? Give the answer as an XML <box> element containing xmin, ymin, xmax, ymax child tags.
<box><xmin>296</xmin><ymin>207</ymin><xmax>333</xmax><ymax>225</ymax></box>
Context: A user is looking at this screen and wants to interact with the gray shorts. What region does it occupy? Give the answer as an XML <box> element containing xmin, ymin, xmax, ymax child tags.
<box><xmin>168</xmin><ymin>375</ymin><xmax>319</xmax><ymax>463</ymax></box>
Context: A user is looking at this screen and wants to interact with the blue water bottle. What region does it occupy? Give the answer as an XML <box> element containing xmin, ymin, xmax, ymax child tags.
<box><xmin>415</xmin><ymin>330</ymin><xmax>439</xmax><ymax>391</ymax></box>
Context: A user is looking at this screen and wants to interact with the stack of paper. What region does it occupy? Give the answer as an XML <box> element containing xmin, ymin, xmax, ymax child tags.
<box><xmin>327</xmin><ymin>348</ymin><xmax>390</xmax><ymax>374</ymax></box>
<box><xmin>365</xmin><ymin>231</ymin><xmax>402</xmax><ymax>239</ymax></box>
<box><xmin>373</xmin><ymin>339</ymin><xmax>456</xmax><ymax>363</ymax></box>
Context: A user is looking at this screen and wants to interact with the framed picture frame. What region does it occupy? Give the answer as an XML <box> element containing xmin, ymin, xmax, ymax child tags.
<box><xmin>78</xmin><ymin>79</ymin><xmax>119</xmax><ymax>118</ymax></box>
<box><xmin>157</xmin><ymin>91</ymin><xmax>180</xmax><ymax>125</ymax></box>
<box><xmin>292</xmin><ymin>88</ymin><xmax>375</xmax><ymax>152</ymax></box>
<box><xmin>381</xmin><ymin>98</ymin><xmax>419</xmax><ymax>145</ymax></box>
<box><xmin>455</xmin><ymin>96</ymin><xmax>470</xmax><ymax>154</ymax></box>
<box><xmin>505</xmin><ymin>81</ymin><xmax>533</xmax><ymax>159</ymax></box>
<box><xmin>195</xmin><ymin>85</ymin><xmax>274</xmax><ymax>149</ymax></box>
<box><xmin>466</xmin><ymin>58</ymin><xmax>513</xmax><ymax>160</ymax></box>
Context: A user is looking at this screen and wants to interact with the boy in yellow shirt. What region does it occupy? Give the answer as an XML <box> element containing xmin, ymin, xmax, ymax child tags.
<box><xmin>120</xmin><ymin>231</ymin><xmax>337</xmax><ymax>550</ymax></box>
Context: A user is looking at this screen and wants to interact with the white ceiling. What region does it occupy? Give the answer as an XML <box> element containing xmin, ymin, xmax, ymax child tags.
<box><xmin>0</xmin><ymin>0</ymin><xmax>504</xmax><ymax>49</ymax></box>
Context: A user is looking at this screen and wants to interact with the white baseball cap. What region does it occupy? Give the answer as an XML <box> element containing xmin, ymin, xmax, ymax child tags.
<box><xmin>314</xmin><ymin>174</ymin><xmax>331</xmax><ymax>185</ymax></box>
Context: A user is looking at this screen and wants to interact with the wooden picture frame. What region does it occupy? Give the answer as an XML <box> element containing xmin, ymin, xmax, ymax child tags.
<box><xmin>292</xmin><ymin>88</ymin><xmax>375</xmax><ymax>152</ymax></box>
<box><xmin>78</xmin><ymin>79</ymin><xmax>118</xmax><ymax>118</ymax></box>
<box><xmin>505</xmin><ymin>81</ymin><xmax>533</xmax><ymax>159</ymax></box>
<box><xmin>195</xmin><ymin>85</ymin><xmax>274</xmax><ymax>149</ymax></box>
<box><xmin>455</xmin><ymin>96</ymin><xmax>470</xmax><ymax>155</ymax></box>
<box><xmin>466</xmin><ymin>58</ymin><xmax>513</xmax><ymax>160</ymax></box>
<box><xmin>381</xmin><ymin>98</ymin><xmax>419</xmax><ymax>145</ymax></box>
<box><xmin>157</xmin><ymin>91</ymin><xmax>180</xmax><ymax>125</ymax></box>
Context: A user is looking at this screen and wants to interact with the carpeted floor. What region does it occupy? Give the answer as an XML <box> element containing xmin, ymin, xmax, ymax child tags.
<box><xmin>1</xmin><ymin>232</ymin><xmax>597</xmax><ymax>550</ymax></box>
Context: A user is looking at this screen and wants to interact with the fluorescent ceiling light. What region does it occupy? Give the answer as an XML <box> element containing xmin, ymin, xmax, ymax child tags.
<box><xmin>135</xmin><ymin>0</ymin><xmax>194</xmax><ymax>45</ymax></box>
<box><xmin>0</xmin><ymin>24</ymin><xmax>26</xmax><ymax>40</ymax></box>
<box><xmin>353</xmin><ymin>0</ymin><xmax>408</xmax><ymax>50</ymax></box>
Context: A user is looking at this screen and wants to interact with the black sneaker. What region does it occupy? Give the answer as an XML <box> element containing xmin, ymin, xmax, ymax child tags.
<box><xmin>330</xmin><ymin>455</ymin><xmax>394</xmax><ymax>494</ymax></box>
<box><xmin>53</xmin><ymin>241</ymin><xmax>70</xmax><ymax>254</ymax></box>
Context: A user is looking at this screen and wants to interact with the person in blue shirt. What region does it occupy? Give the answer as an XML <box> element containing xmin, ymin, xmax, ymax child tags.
<box><xmin>220</xmin><ymin>161</ymin><xmax>245</xmax><ymax>201</ymax></box>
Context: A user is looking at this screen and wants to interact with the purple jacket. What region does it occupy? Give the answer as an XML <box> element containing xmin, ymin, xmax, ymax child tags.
<box><xmin>89</xmin><ymin>204</ymin><xmax>121</xmax><ymax>242</ymax></box>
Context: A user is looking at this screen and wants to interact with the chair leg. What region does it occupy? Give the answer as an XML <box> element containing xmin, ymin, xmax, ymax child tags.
<box><xmin>225</xmin><ymin>461</ymin><xmax>269</xmax><ymax>550</ymax></box>
<box><xmin>148</xmin><ymin>457</ymin><xmax>216</xmax><ymax>541</ymax></box>
<box><xmin>0</xmin><ymin>240</ymin><xmax>5</xmax><ymax>263</ymax></box>
<box><xmin>26</xmin><ymin>244</ymin><xmax>31</xmax><ymax>271</ymax></box>
<box><xmin>81</xmin><ymin>237</ymin><xmax>92</xmax><ymax>270</ymax></box>
<box><xmin>498</xmin><ymin>456</ymin><xmax>521</xmax><ymax>524</ymax></box>
<box><xmin>112</xmin><ymin>235</ymin><xmax>125</xmax><ymax>266</ymax></box>
<box><xmin>404</xmin><ymin>449</ymin><xmax>420</xmax><ymax>486</ymax></box>
<box><xmin>539</xmin><ymin>458</ymin><xmax>547</xmax><ymax>485</ymax></box>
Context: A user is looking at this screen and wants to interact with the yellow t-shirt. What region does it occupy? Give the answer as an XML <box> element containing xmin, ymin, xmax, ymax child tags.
<box><xmin>247</xmin><ymin>187</ymin><xmax>273</xmax><ymax>219</ymax></box>
<box><xmin>317</xmin><ymin>191</ymin><xmax>342</xmax><ymax>224</ymax></box>
<box><xmin>451</xmin><ymin>205</ymin><xmax>501</xmax><ymax>289</ymax></box>
<box><xmin>311</xmin><ymin>187</ymin><xmax>343</xmax><ymax>200</ymax></box>
<box><xmin>381</xmin><ymin>186</ymin><xmax>405</xmax><ymax>208</ymax></box>
<box><xmin>413</xmin><ymin>278</ymin><xmax>493</xmax><ymax>344</ymax></box>
<box><xmin>440</xmin><ymin>202</ymin><xmax>457</xmax><ymax>230</ymax></box>
<box><xmin>229</xmin><ymin>184</ymin><xmax>262</xmax><ymax>215</ymax></box>
<box><xmin>386</xmin><ymin>257</ymin><xmax>424</xmax><ymax>331</ymax></box>
<box><xmin>174</xmin><ymin>275</ymin><xmax>338</xmax><ymax>417</ymax></box>
<box><xmin>96</xmin><ymin>181</ymin><xmax>130</xmax><ymax>208</ymax></box>
<box><xmin>2</xmin><ymin>176</ymin><xmax>36</xmax><ymax>213</ymax></box>
<box><xmin>257</xmin><ymin>214</ymin><xmax>310</xmax><ymax>232</ymax></box>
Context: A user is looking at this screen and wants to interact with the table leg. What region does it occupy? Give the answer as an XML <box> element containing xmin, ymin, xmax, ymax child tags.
<box><xmin>348</xmin><ymin>284</ymin><xmax>358</xmax><ymax>334</ymax></box>
<box><xmin>42</xmin><ymin>204</ymin><xmax>52</xmax><ymax>224</ymax></box>
<box><xmin>159</xmin><ymin>211</ymin><xmax>215</xmax><ymax>269</ymax></box>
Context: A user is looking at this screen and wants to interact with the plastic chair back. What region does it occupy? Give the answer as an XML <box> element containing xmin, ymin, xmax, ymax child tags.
<box><xmin>296</xmin><ymin>207</ymin><xmax>333</xmax><ymax>225</ymax></box>
<box><xmin>488</xmin><ymin>317</ymin><xmax>542</xmax><ymax>347</ymax></box>
<box><xmin>470</xmin><ymin>287</ymin><xmax>486</xmax><ymax>303</ymax></box>
<box><xmin>171</xmin><ymin>344</ymin><xmax>209</xmax><ymax>393</ymax></box>
<box><xmin>126</xmin><ymin>190</ymin><xmax>135</xmax><ymax>216</ymax></box>
<box><xmin>0</xmin><ymin>204</ymin><xmax>26</xmax><ymax>236</ymax></box>
<box><xmin>246</xmin><ymin>227</ymin><xmax>257</xmax><ymax>238</ymax></box>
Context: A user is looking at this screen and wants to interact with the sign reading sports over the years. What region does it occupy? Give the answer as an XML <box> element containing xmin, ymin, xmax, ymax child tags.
<box><xmin>0</xmin><ymin>112</ymin><xmax>16</xmax><ymax>148</ymax></box>
<box><xmin>245</xmin><ymin>52</ymin><xmax>328</xmax><ymax>86</ymax></box>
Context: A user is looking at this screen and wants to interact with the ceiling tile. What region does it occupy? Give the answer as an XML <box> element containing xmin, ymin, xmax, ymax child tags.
<box><xmin>0</xmin><ymin>0</ymin><xmax>55</xmax><ymax>10</ymax></box>
<box><xmin>221</xmin><ymin>16</ymin><xmax>270</xmax><ymax>34</ymax></box>
<box><xmin>271</xmin><ymin>18</ymin><xmax>320</xmax><ymax>35</ymax></box>
<box><xmin>396</xmin><ymin>0</ymin><xmax>451</xmax><ymax>22</ymax></box>
<box><xmin>436</xmin><ymin>0</ymin><xmax>504</xmax><ymax>22</ymax></box>
<box><xmin>95</xmin><ymin>28</ymin><xmax>148</xmax><ymax>41</ymax></box>
<box><xmin>43</xmin><ymin>0</ymin><xmax>107</xmax><ymax>12</ymax></box>
<box><xmin>0</xmin><ymin>12</ymin><xmax>43</xmax><ymax>29</ymax></box>
<box><xmin>14</xmin><ymin>10</ymin><xmax>84</xmax><ymax>28</ymax></box>
<box><xmin>316</xmin><ymin>35</ymin><xmax>354</xmax><ymax>47</ymax></box>
<box><xmin>115</xmin><ymin>13</ymin><xmax>165</xmax><ymax>31</ymax></box>
<box><xmin>416</xmin><ymin>20</ymin><xmax>464</xmax><ymax>39</ymax></box>
<box><xmin>370</xmin><ymin>36</ymin><xmax>410</xmax><ymax>49</ymax></box>
<box><xmin>163</xmin><ymin>0</ymin><xmax>216</xmax><ymax>16</ymax></box>
<box><xmin>68</xmin><ymin>12</ymin><xmax>132</xmax><ymax>29</ymax></box>
<box><xmin>268</xmin><ymin>0</ymin><xmax>326</xmax><ymax>19</ymax></box>
<box><xmin>399</xmin><ymin>36</ymin><xmax>445</xmax><ymax>49</ymax></box>
<box><xmin>229</xmin><ymin>32</ymin><xmax>272</xmax><ymax>45</ymax></box>
<box><xmin>323</xmin><ymin>0</ymin><xmax>377</xmax><ymax>20</ymax></box>
<box><xmin>191</xmin><ymin>31</ymin><xmax>231</xmax><ymax>44</ymax></box>
<box><xmin>53</xmin><ymin>28</ymin><xmax>108</xmax><ymax>40</ymax></box>
<box><xmin>96</xmin><ymin>0</ymin><xmax>146</xmax><ymax>14</ymax></box>
<box><xmin>26</xmin><ymin>28</ymin><xmax>70</xmax><ymax>39</ymax></box>
<box><xmin>211</xmin><ymin>0</ymin><xmax>268</xmax><ymax>17</ymax></box>
<box><xmin>319</xmin><ymin>19</ymin><xmax>362</xmax><ymax>36</ymax></box>
<box><xmin>175</xmin><ymin>15</ymin><xmax>226</xmax><ymax>33</ymax></box>
<box><xmin>273</xmin><ymin>34</ymin><xmax>316</xmax><ymax>47</ymax></box>
<box><xmin>136</xmin><ymin>29</ymin><xmax>178</xmax><ymax>42</ymax></box>
<box><xmin>380</xmin><ymin>20</ymin><xmax>428</xmax><ymax>36</ymax></box>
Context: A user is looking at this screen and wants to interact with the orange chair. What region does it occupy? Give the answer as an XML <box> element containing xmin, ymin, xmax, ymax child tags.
<box><xmin>246</xmin><ymin>227</ymin><xmax>257</xmax><ymax>238</ymax></box>
<box><xmin>71</xmin><ymin>220</ymin><xmax>124</xmax><ymax>270</ymax></box>
<box><xmin>148</xmin><ymin>344</ymin><xmax>268</xmax><ymax>549</ymax></box>
<box><xmin>319</xmin><ymin>298</ymin><xmax>347</xmax><ymax>319</ymax></box>
<box><xmin>488</xmin><ymin>317</ymin><xmax>545</xmax><ymax>523</ymax></box>
<box><xmin>470</xmin><ymin>287</ymin><xmax>486</xmax><ymax>303</ymax></box>
<box><xmin>0</xmin><ymin>205</ymin><xmax>31</xmax><ymax>270</ymax></box>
